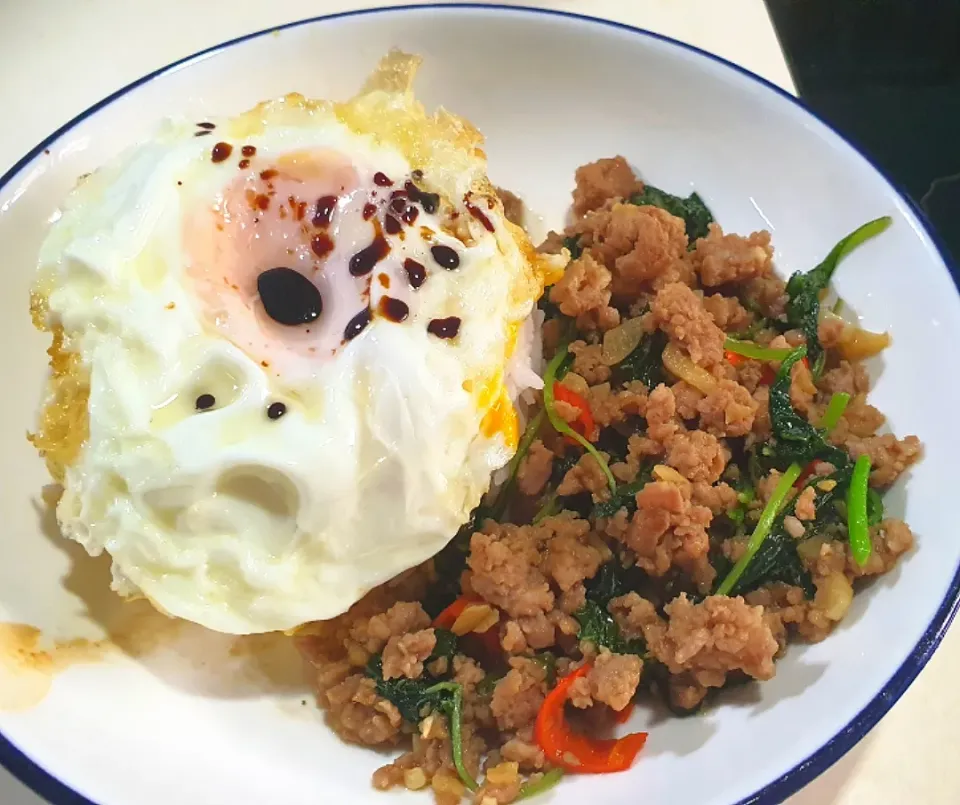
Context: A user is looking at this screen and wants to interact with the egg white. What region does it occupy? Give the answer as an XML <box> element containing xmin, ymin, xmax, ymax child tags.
<box><xmin>31</xmin><ymin>52</ymin><xmax>563</xmax><ymax>634</ymax></box>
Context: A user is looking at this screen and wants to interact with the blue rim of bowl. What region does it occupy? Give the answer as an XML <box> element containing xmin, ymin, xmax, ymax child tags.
<box><xmin>1</xmin><ymin>5</ymin><xmax>957</xmax><ymax>804</ymax></box>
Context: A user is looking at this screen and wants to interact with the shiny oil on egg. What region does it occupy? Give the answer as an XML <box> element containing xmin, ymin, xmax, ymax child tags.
<box><xmin>30</xmin><ymin>51</ymin><xmax>564</xmax><ymax>634</ymax></box>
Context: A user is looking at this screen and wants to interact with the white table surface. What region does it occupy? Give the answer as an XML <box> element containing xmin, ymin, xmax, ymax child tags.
<box><xmin>1</xmin><ymin>1</ymin><xmax>956</xmax><ymax>804</ymax></box>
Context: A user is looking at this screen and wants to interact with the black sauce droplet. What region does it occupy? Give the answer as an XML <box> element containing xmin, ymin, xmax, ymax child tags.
<box><xmin>384</xmin><ymin>215</ymin><xmax>403</xmax><ymax>235</ymax></box>
<box><xmin>257</xmin><ymin>267</ymin><xmax>323</xmax><ymax>325</ymax></box>
<box><xmin>378</xmin><ymin>296</ymin><xmax>409</xmax><ymax>323</ymax></box>
<box><xmin>196</xmin><ymin>122</ymin><xmax>216</xmax><ymax>130</ymax></box>
<box><xmin>430</xmin><ymin>244</ymin><xmax>460</xmax><ymax>270</ymax></box>
<box><xmin>344</xmin><ymin>308</ymin><xmax>372</xmax><ymax>341</ymax></box>
<box><xmin>267</xmin><ymin>402</ymin><xmax>287</xmax><ymax>420</ymax></box>
<box><xmin>349</xmin><ymin>234</ymin><xmax>390</xmax><ymax>276</ymax></box>
<box><xmin>404</xmin><ymin>180</ymin><xmax>439</xmax><ymax>214</ymax></box>
<box><xmin>313</xmin><ymin>195</ymin><xmax>337</xmax><ymax>228</ymax></box>
<box><xmin>195</xmin><ymin>393</ymin><xmax>216</xmax><ymax>411</ymax></box>
<box><xmin>211</xmin><ymin>142</ymin><xmax>233</xmax><ymax>163</ymax></box>
<box><xmin>427</xmin><ymin>316</ymin><xmax>461</xmax><ymax>339</ymax></box>
<box><xmin>403</xmin><ymin>258</ymin><xmax>427</xmax><ymax>289</ymax></box>
<box><xmin>373</xmin><ymin>172</ymin><xmax>393</xmax><ymax>187</ymax></box>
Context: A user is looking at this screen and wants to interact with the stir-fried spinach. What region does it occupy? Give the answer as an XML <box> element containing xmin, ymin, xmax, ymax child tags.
<box><xmin>761</xmin><ymin>346</ymin><xmax>850</xmax><ymax>471</ymax></box>
<box><xmin>366</xmin><ymin>628</ymin><xmax>458</xmax><ymax>723</ymax></box>
<box><xmin>723</xmin><ymin>470</ymin><xmax>852</xmax><ymax>598</ymax></box>
<box><xmin>784</xmin><ymin>217</ymin><xmax>891</xmax><ymax>376</ymax></box>
<box><xmin>423</xmin><ymin>518</ymin><xmax>478</xmax><ymax>618</ymax></box>
<box><xmin>591</xmin><ymin>468</ymin><xmax>652</xmax><ymax>520</ymax></box>
<box><xmin>612</xmin><ymin>330</ymin><xmax>668</xmax><ymax>389</ymax></box>
<box><xmin>573</xmin><ymin>562</ymin><xmax>647</xmax><ymax>656</ymax></box>
<box><xmin>630</xmin><ymin>185</ymin><xmax>715</xmax><ymax>244</ymax></box>
<box><xmin>562</xmin><ymin>235</ymin><xmax>583</xmax><ymax>259</ymax></box>
<box><xmin>367</xmin><ymin>630</ymin><xmax>477</xmax><ymax>790</ymax></box>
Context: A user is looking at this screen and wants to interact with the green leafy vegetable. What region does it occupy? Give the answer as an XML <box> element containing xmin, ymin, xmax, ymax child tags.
<box><xmin>847</xmin><ymin>454</ymin><xmax>873</xmax><ymax>566</ymax></box>
<box><xmin>518</xmin><ymin>768</ymin><xmax>565</xmax><ymax>800</ymax></box>
<box><xmin>723</xmin><ymin>336</ymin><xmax>793</xmax><ymax>362</ymax></box>
<box><xmin>573</xmin><ymin>562</ymin><xmax>646</xmax><ymax>656</ymax></box>
<box><xmin>590</xmin><ymin>468</ymin><xmax>652</xmax><ymax>520</ymax></box>
<box><xmin>612</xmin><ymin>330</ymin><xmax>667</xmax><ymax>389</ymax></box>
<box><xmin>584</xmin><ymin>561</ymin><xmax>631</xmax><ymax>604</ymax></box>
<box><xmin>785</xmin><ymin>216</ymin><xmax>892</xmax><ymax>375</ymax></box>
<box><xmin>430</xmin><ymin>629</ymin><xmax>459</xmax><ymax>666</ymax></box>
<box><xmin>719</xmin><ymin>468</ymin><xmax>855</xmax><ymax>598</ymax></box>
<box><xmin>530</xmin><ymin>652</ymin><xmax>558</xmax><ymax>687</ymax></box>
<box><xmin>489</xmin><ymin>410</ymin><xmax>546</xmax><ymax>520</ymax></box>
<box><xmin>475</xmin><ymin>672</ymin><xmax>505</xmax><ymax>698</ymax></box>
<box><xmin>763</xmin><ymin>346</ymin><xmax>850</xmax><ymax>470</ymax></box>
<box><xmin>532</xmin><ymin>491</ymin><xmax>562</xmax><ymax>524</ymax></box>
<box><xmin>716</xmin><ymin>463</ymin><xmax>803</xmax><ymax>596</ymax></box>
<box><xmin>630</xmin><ymin>185</ymin><xmax>715</xmax><ymax>243</ymax></box>
<box><xmin>819</xmin><ymin>392</ymin><xmax>851</xmax><ymax>433</ymax></box>
<box><xmin>423</xmin><ymin>517</ymin><xmax>477</xmax><ymax>618</ymax></box>
<box><xmin>562</xmin><ymin>235</ymin><xmax>583</xmax><ymax>259</ymax></box>
<box><xmin>726</xmin><ymin>485</ymin><xmax>755</xmax><ymax>528</ymax></box>
<box><xmin>366</xmin><ymin>652</ymin><xmax>478</xmax><ymax>791</ymax></box>
<box><xmin>543</xmin><ymin>344</ymin><xmax>616</xmax><ymax>495</ymax></box>
<box><xmin>574</xmin><ymin>600</ymin><xmax>646</xmax><ymax>656</ymax></box>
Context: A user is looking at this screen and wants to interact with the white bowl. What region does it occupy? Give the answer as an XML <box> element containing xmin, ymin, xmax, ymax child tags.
<box><xmin>1</xmin><ymin>6</ymin><xmax>957</xmax><ymax>805</ymax></box>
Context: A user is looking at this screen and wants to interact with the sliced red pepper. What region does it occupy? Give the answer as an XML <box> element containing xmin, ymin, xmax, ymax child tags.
<box><xmin>432</xmin><ymin>596</ymin><xmax>473</xmax><ymax>631</ymax></box>
<box><xmin>552</xmin><ymin>382</ymin><xmax>597</xmax><ymax>442</ymax></box>
<box><xmin>613</xmin><ymin>701</ymin><xmax>636</xmax><ymax>725</ymax></box>
<box><xmin>534</xmin><ymin>663</ymin><xmax>647</xmax><ymax>773</ymax></box>
<box><xmin>740</xmin><ymin>352</ymin><xmax>810</xmax><ymax>386</ymax></box>
<box><xmin>432</xmin><ymin>596</ymin><xmax>501</xmax><ymax>656</ymax></box>
<box><xmin>724</xmin><ymin>350</ymin><xmax>747</xmax><ymax>367</ymax></box>
<box><xmin>793</xmin><ymin>460</ymin><xmax>822</xmax><ymax>489</ymax></box>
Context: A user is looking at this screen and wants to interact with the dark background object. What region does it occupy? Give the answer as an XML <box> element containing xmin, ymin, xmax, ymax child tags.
<box><xmin>765</xmin><ymin>0</ymin><xmax>960</xmax><ymax>266</ymax></box>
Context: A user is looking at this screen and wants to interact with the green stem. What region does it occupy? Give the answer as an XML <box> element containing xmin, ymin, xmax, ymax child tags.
<box><xmin>723</xmin><ymin>337</ymin><xmax>794</xmax><ymax>362</ymax></box>
<box><xmin>716</xmin><ymin>463</ymin><xmax>803</xmax><ymax>595</ymax></box>
<box><xmin>517</xmin><ymin>768</ymin><xmax>565</xmax><ymax>800</ymax></box>
<box><xmin>425</xmin><ymin>683</ymin><xmax>478</xmax><ymax>791</ymax></box>
<box><xmin>490</xmin><ymin>409</ymin><xmax>546</xmax><ymax>520</ymax></box>
<box><xmin>819</xmin><ymin>392</ymin><xmax>851</xmax><ymax>433</ymax></box>
<box><xmin>532</xmin><ymin>490</ymin><xmax>562</xmax><ymax>524</ymax></box>
<box><xmin>543</xmin><ymin>345</ymin><xmax>617</xmax><ymax>495</ymax></box>
<box><xmin>847</xmin><ymin>454</ymin><xmax>873</xmax><ymax>566</ymax></box>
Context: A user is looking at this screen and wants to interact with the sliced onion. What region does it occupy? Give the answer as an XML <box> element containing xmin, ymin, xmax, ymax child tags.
<box><xmin>601</xmin><ymin>316</ymin><xmax>646</xmax><ymax>365</ymax></box>
<box><xmin>815</xmin><ymin>572</ymin><xmax>854</xmax><ymax>621</ymax></box>
<box><xmin>839</xmin><ymin>327</ymin><xmax>891</xmax><ymax>361</ymax></box>
<box><xmin>662</xmin><ymin>342</ymin><xmax>718</xmax><ymax>395</ymax></box>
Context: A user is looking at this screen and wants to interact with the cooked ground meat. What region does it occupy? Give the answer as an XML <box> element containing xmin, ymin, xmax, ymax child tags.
<box><xmin>516</xmin><ymin>440</ymin><xmax>553</xmax><ymax>497</ymax></box>
<box><xmin>297</xmin><ymin>156</ymin><xmax>920</xmax><ymax>805</ymax></box>
<box><xmin>382</xmin><ymin>629</ymin><xmax>437</xmax><ymax>680</ymax></box>
<box><xmin>548</xmin><ymin>253</ymin><xmax>612</xmax><ymax>320</ymax></box>
<box><xmin>569</xmin><ymin>340</ymin><xmax>612</xmax><ymax>384</ymax></box>
<box><xmin>697</xmin><ymin>378</ymin><xmax>758</xmax><ymax>437</ymax></box>
<box><xmin>573</xmin><ymin>203</ymin><xmax>690</xmax><ymax>297</ymax></box>
<box><xmin>572</xmin><ymin>156</ymin><xmax>641</xmax><ymax>217</ymax></box>
<box><xmin>650</xmin><ymin>282</ymin><xmax>726</xmax><ymax>367</ymax></box>
<box><xmin>691</xmin><ymin>224</ymin><xmax>773</xmax><ymax>287</ymax></box>
<box><xmin>491</xmin><ymin>657</ymin><xmax>548</xmax><ymax>731</ymax></box>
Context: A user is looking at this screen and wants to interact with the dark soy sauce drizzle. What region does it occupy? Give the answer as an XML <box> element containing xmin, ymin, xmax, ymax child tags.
<box><xmin>344</xmin><ymin>308</ymin><xmax>372</xmax><ymax>341</ymax></box>
<box><xmin>403</xmin><ymin>258</ymin><xmax>427</xmax><ymax>289</ymax></box>
<box><xmin>257</xmin><ymin>267</ymin><xmax>323</xmax><ymax>325</ymax></box>
<box><xmin>378</xmin><ymin>296</ymin><xmax>409</xmax><ymax>323</ymax></box>
<box><xmin>427</xmin><ymin>317</ymin><xmax>461</xmax><ymax>339</ymax></box>
<box><xmin>430</xmin><ymin>245</ymin><xmax>460</xmax><ymax>270</ymax></box>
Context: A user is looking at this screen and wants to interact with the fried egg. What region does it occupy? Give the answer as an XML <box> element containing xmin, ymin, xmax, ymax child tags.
<box><xmin>30</xmin><ymin>52</ymin><xmax>563</xmax><ymax>634</ymax></box>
